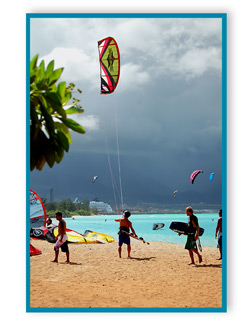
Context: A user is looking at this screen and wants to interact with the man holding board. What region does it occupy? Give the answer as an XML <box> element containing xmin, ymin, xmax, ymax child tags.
<box><xmin>184</xmin><ymin>206</ymin><xmax>203</xmax><ymax>265</ymax></box>
<box><xmin>115</xmin><ymin>211</ymin><xmax>138</xmax><ymax>258</ymax></box>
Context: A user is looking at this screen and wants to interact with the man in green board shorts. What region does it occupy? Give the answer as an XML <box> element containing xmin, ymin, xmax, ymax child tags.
<box><xmin>184</xmin><ymin>206</ymin><xmax>202</xmax><ymax>265</ymax></box>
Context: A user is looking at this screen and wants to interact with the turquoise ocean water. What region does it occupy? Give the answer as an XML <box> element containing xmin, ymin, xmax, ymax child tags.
<box><xmin>61</xmin><ymin>213</ymin><xmax>219</xmax><ymax>247</ymax></box>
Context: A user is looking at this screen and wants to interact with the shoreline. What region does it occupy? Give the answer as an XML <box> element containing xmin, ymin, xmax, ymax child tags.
<box><xmin>30</xmin><ymin>239</ymin><xmax>222</xmax><ymax>308</ymax></box>
<box><xmin>51</xmin><ymin>212</ymin><xmax>220</xmax><ymax>219</ymax></box>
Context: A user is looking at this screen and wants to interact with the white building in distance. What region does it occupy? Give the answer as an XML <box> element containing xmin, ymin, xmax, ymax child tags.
<box><xmin>89</xmin><ymin>201</ymin><xmax>113</xmax><ymax>214</ymax></box>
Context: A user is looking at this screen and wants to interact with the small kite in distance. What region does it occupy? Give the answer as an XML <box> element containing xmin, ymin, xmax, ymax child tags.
<box><xmin>173</xmin><ymin>190</ymin><xmax>179</xmax><ymax>198</ymax></box>
<box><xmin>210</xmin><ymin>173</ymin><xmax>214</xmax><ymax>181</ymax></box>
<box><xmin>92</xmin><ymin>176</ymin><xmax>98</xmax><ymax>183</ymax></box>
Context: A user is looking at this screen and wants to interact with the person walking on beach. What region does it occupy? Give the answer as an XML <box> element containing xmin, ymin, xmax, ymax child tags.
<box><xmin>51</xmin><ymin>212</ymin><xmax>70</xmax><ymax>263</ymax></box>
<box><xmin>215</xmin><ymin>209</ymin><xmax>222</xmax><ymax>260</ymax></box>
<box><xmin>115</xmin><ymin>210</ymin><xmax>137</xmax><ymax>258</ymax></box>
<box><xmin>184</xmin><ymin>206</ymin><xmax>202</xmax><ymax>265</ymax></box>
<box><xmin>46</xmin><ymin>216</ymin><xmax>52</xmax><ymax>227</ymax></box>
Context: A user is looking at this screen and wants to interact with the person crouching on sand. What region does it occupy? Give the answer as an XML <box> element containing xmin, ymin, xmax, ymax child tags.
<box><xmin>115</xmin><ymin>210</ymin><xmax>137</xmax><ymax>258</ymax></box>
<box><xmin>51</xmin><ymin>211</ymin><xmax>70</xmax><ymax>263</ymax></box>
<box><xmin>184</xmin><ymin>206</ymin><xmax>202</xmax><ymax>265</ymax></box>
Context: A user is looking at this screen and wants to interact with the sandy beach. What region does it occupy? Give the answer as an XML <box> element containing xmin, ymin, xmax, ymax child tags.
<box><xmin>30</xmin><ymin>239</ymin><xmax>222</xmax><ymax>309</ymax></box>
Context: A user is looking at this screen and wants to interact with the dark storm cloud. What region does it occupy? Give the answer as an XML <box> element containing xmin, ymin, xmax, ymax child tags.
<box><xmin>30</xmin><ymin>17</ymin><xmax>223</xmax><ymax>208</ymax></box>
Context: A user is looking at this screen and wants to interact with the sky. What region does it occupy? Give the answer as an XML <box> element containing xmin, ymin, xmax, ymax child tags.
<box><xmin>30</xmin><ymin>15</ymin><xmax>223</xmax><ymax>209</ymax></box>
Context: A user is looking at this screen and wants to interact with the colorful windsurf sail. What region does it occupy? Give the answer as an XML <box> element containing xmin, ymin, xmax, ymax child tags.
<box><xmin>190</xmin><ymin>170</ymin><xmax>203</xmax><ymax>184</ymax></box>
<box><xmin>30</xmin><ymin>189</ymin><xmax>47</xmax><ymax>229</ymax></box>
<box><xmin>98</xmin><ymin>37</ymin><xmax>120</xmax><ymax>94</ymax></box>
<box><xmin>210</xmin><ymin>172</ymin><xmax>215</xmax><ymax>181</ymax></box>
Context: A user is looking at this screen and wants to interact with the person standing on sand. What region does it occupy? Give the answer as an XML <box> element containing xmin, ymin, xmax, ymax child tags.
<box><xmin>51</xmin><ymin>212</ymin><xmax>70</xmax><ymax>263</ymax></box>
<box><xmin>215</xmin><ymin>209</ymin><xmax>222</xmax><ymax>260</ymax></box>
<box><xmin>115</xmin><ymin>211</ymin><xmax>137</xmax><ymax>258</ymax></box>
<box><xmin>183</xmin><ymin>206</ymin><xmax>202</xmax><ymax>265</ymax></box>
<box><xmin>46</xmin><ymin>216</ymin><xmax>52</xmax><ymax>227</ymax></box>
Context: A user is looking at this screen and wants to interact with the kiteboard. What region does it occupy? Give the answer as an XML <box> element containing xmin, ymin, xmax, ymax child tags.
<box><xmin>169</xmin><ymin>222</ymin><xmax>204</xmax><ymax>236</ymax></box>
<box><xmin>196</xmin><ymin>238</ymin><xmax>202</xmax><ymax>252</ymax></box>
<box><xmin>120</xmin><ymin>230</ymin><xmax>150</xmax><ymax>245</ymax></box>
<box><xmin>152</xmin><ymin>223</ymin><xmax>165</xmax><ymax>230</ymax></box>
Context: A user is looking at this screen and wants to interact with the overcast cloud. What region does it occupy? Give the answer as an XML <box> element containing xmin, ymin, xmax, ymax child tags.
<box><xmin>30</xmin><ymin>16</ymin><xmax>223</xmax><ymax>209</ymax></box>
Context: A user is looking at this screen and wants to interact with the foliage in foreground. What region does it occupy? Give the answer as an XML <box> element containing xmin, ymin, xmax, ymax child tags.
<box><xmin>30</xmin><ymin>54</ymin><xmax>85</xmax><ymax>171</ymax></box>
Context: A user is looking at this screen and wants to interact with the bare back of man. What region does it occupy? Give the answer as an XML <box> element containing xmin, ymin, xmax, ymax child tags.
<box><xmin>115</xmin><ymin>211</ymin><xmax>137</xmax><ymax>258</ymax></box>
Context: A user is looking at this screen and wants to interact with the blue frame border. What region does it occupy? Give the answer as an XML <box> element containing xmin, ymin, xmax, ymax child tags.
<box><xmin>26</xmin><ymin>12</ymin><xmax>227</xmax><ymax>313</ymax></box>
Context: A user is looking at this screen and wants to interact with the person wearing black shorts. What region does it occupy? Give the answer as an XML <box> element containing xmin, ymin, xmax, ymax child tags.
<box><xmin>51</xmin><ymin>212</ymin><xmax>70</xmax><ymax>263</ymax></box>
<box><xmin>115</xmin><ymin>211</ymin><xmax>137</xmax><ymax>258</ymax></box>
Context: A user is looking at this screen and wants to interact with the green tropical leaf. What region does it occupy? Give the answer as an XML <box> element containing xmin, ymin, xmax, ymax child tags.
<box><xmin>39</xmin><ymin>98</ymin><xmax>55</xmax><ymax>136</ymax></box>
<box><xmin>63</xmin><ymin>131</ymin><xmax>72</xmax><ymax>144</ymax></box>
<box><xmin>55</xmin><ymin>151</ymin><xmax>64</xmax><ymax>164</ymax></box>
<box><xmin>60</xmin><ymin>118</ymin><xmax>85</xmax><ymax>134</ymax></box>
<box><xmin>30</xmin><ymin>54</ymin><xmax>39</xmax><ymax>71</ymax></box>
<box><xmin>57</xmin><ymin>130</ymin><xmax>69</xmax><ymax>152</ymax></box>
<box><xmin>45</xmin><ymin>60</ymin><xmax>55</xmax><ymax>78</ymax></box>
<box><xmin>48</xmin><ymin>68</ymin><xmax>64</xmax><ymax>86</ymax></box>
<box><xmin>45</xmin><ymin>143</ymin><xmax>55</xmax><ymax>168</ymax></box>
<box><xmin>57</xmin><ymin>82</ymin><xmax>66</xmax><ymax>101</ymax></box>
<box><xmin>54</xmin><ymin>144</ymin><xmax>64</xmax><ymax>163</ymax></box>
<box><xmin>30</xmin><ymin>105</ymin><xmax>39</xmax><ymax>124</ymax></box>
<box><xmin>36</xmin><ymin>155</ymin><xmax>47</xmax><ymax>171</ymax></box>
<box><xmin>50</xmin><ymin>84</ymin><xmax>57</xmax><ymax>92</ymax></box>
<box><xmin>36</xmin><ymin>60</ymin><xmax>45</xmax><ymax>82</ymax></box>
<box><xmin>44</xmin><ymin>92</ymin><xmax>66</xmax><ymax>118</ymax></box>
<box><xmin>30</xmin><ymin>70</ymin><xmax>37</xmax><ymax>84</ymax></box>
<box><xmin>54</xmin><ymin>122</ymin><xmax>72</xmax><ymax>144</ymax></box>
<box><xmin>62</xmin><ymin>92</ymin><xmax>71</xmax><ymax>105</ymax></box>
<box><xmin>65</xmin><ymin>106</ymin><xmax>84</xmax><ymax>115</ymax></box>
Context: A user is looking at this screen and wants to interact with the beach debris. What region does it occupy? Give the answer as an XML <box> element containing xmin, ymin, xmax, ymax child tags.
<box><xmin>190</xmin><ymin>170</ymin><xmax>204</xmax><ymax>184</ymax></box>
